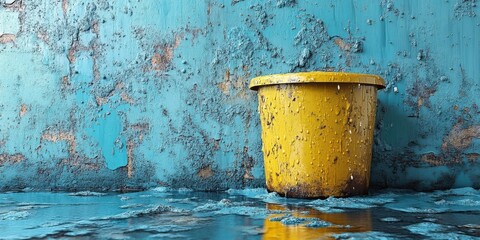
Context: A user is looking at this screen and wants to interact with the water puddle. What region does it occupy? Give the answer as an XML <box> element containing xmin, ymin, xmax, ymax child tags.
<box><xmin>0</xmin><ymin>187</ymin><xmax>478</xmax><ymax>239</ymax></box>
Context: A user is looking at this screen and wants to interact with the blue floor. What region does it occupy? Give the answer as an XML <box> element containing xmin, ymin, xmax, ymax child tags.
<box><xmin>1</xmin><ymin>187</ymin><xmax>479</xmax><ymax>239</ymax></box>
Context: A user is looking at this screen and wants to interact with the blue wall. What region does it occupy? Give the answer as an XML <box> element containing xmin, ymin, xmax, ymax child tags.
<box><xmin>0</xmin><ymin>0</ymin><xmax>479</xmax><ymax>191</ymax></box>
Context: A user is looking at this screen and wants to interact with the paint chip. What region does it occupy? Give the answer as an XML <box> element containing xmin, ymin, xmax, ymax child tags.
<box><xmin>198</xmin><ymin>166</ymin><xmax>214</xmax><ymax>179</ymax></box>
<box><xmin>0</xmin><ymin>34</ymin><xmax>16</xmax><ymax>44</ymax></box>
<box><xmin>442</xmin><ymin>123</ymin><xmax>480</xmax><ymax>151</ymax></box>
<box><xmin>127</xmin><ymin>140</ymin><xmax>134</xmax><ymax>178</ymax></box>
<box><xmin>151</xmin><ymin>34</ymin><xmax>182</xmax><ymax>72</ymax></box>
<box><xmin>0</xmin><ymin>153</ymin><xmax>24</xmax><ymax>165</ymax></box>
<box><xmin>19</xmin><ymin>104</ymin><xmax>27</xmax><ymax>117</ymax></box>
<box><xmin>41</xmin><ymin>130</ymin><xmax>76</xmax><ymax>156</ymax></box>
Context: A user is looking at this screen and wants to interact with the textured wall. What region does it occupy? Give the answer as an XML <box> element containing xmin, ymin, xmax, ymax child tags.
<box><xmin>0</xmin><ymin>0</ymin><xmax>479</xmax><ymax>191</ymax></box>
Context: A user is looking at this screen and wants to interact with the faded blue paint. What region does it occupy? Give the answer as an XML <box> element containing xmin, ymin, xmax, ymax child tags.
<box><xmin>87</xmin><ymin>104</ymin><xmax>128</xmax><ymax>170</ymax></box>
<box><xmin>0</xmin><ymin>0</ymin><xmax>479</xmax><ymax>191</ymax></box>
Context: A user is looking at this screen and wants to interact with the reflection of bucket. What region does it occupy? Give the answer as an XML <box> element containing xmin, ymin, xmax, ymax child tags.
<box><xmin>263</xmin><ymin>203</ymin><xmax>372</xmax><ymax>239</ymax></box>
<box><xmin>250</xmin><ymin>72</ymin><xmax>385</xmax><ymax>198</ymax></box>
<box><xmin>263</xmin><ymin>204</ymin><xmax>372</xmax><ymax>239</ymax></box>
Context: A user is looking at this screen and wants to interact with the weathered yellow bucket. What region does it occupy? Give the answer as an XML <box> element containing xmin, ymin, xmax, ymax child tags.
<box><xmin>249</xmin><ymin>72</ymin><xmax>385</xmax><ymax>198</ymax></box>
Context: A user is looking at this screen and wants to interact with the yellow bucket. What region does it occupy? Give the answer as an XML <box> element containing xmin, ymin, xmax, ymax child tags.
<box><xmin>249</xmin><ymin>72</ymin><xmax>385</xmax><ymax>198</ymax></box>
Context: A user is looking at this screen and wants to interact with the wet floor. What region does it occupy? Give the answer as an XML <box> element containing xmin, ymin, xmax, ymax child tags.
<box><xmin>1</xmin><ymin>187</ymin><xmax>479</xmax><ymax>239</ymax></box>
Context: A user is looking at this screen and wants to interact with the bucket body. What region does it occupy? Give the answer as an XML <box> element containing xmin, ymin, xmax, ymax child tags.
<box><xmin>250</xmin><ymin>72</ymin><xmax>385</xmax><ymax>198</ymax></box>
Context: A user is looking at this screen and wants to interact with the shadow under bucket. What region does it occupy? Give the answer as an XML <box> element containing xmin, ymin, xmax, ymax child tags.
<box><xmin>250</xmin><ymin>72</ymin><xmax>385</xmax><ymax>198</ymax></box>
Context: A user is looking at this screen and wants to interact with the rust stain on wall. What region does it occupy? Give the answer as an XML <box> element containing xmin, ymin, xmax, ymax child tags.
<box><xmin>130</xmin><ymin>123</ymin><xmax>149</xmax><ymax>143</ymax></box>
<box><xmin>417</xmin><ymin>97</ymin><xmax>423</xmax><ymax>108</ymax></box>
<box><xmin>466</xmin><ymin>153</ymin><xmax>480</xmax><ymax>163</ymax></box>
<box><xmin>0</xmin><ymin>153</ymin><xmax>24</xmax><ymax>165</ymax></box>
<box><xmin>442</xmin><ymin>122</ymin><xmax>480</xmax><ymax>151</ymax></box>
<box><xmin>124</xmin><ymin>122</ymin><xmax>150</xmax><ymax>178</ymax></box>
<box><xmin>41</xmin><ymin>131</ymin><xmax>76</xmax><ymax>156</ymax></box>
<box><xmin>19</xmin><ymin>104</ymin><xmax>27</xmax><ymax>118</ymax></box>
<box><xmin>334</xmin><ymin>37</ymin><xmax>351</xmax><ymax>51</ymax></box>
<box><xmin>94</xmin><ymin>83</ymin><xmax>135</xmax><ymax>106</ymax></box>
<box><xmin>233</xmin><ymin>75</ymin><xmax>250</xmax><ymax>99</ymax></box>
<box><xmin>120</xmin><ymin>92</ymin><xmax>135</xmax><ymax>104</ymax></box>
<box><xmin>67</xmin><ymin>39</ymin><xmax>78</xmax><ymax>64</ymax></box>
<box><xmin>61</xmin><ymin>76</ymin><xmax>70</xmax><ymax>88</ymax></box>
<box><xmin>62</xmin><ymin>0</ymin><xmax>68</xmax><ymax>17</ymax></box>
<box><xmin>36</xmin><ymin>30</ymin><xmax>49</xmax><ymax>44</ymax></box>
<box><xmin>406</xmin><ymin>79</ymin><xmax>438</xmax><ymax>112</ymax></box>
<box><xmin>95</xmin><ymin>96</ymin><xmax>108</xmax><ymax>106</ymax></box>
<box><xmin>421</xmin><ymin>152</ymin><xmax>448</xmax><ymax>166</ymax></box>
<box><xmin>217</xmin><ymin>69</ymin><xmax>251</xmax><ymax>99</ymax></box>
<box><xmin>197</xmin><ymin>165</ymin><xmax>214</xmax><ymax>179</ymax></box>
<box><xmin>420</xmin><ymin>121</ymin><xmax>480</xmax><ymax>166</ymax></box>
<box><xmin>127</xmin><ymin>139</ymin><xmax>134</xmax><ymax>178</ymax></box>
<box><xmin>150</xmin><ymin>34</ymin><xmax>183</xmax><ymax>72</ymax></box>
<box><xmin>91</xmin><ymin>21</ymin><xmax>101</xmax><ymax>81</ymax></box>
<box><xmin>218</xmin><ymin>68</ymin><xmax>231</xmax><ymax>95</ymax></box>
<box><xmin>116</xmin><ymin>83</ymin><xmax>135</xmax><ymax>104</ymax></box>
<box><xmin>0</xmin><ymin>34</ymin><xmax>16</xmax><ymax>44</ymax></box>
<box><xmin>130</xmin><ymin>122</ymin><xmax>150</xmax><ymax>132</ymax></box>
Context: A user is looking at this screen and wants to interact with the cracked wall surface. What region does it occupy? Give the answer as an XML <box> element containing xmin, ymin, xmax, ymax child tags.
<box><xmin>0</xmin><ymin>0</ymin><xmax>479</xmax><ymax>191</ymax></box>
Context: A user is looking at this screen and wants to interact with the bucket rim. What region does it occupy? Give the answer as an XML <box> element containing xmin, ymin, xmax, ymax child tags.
<box><xmin>249</xmin><ymin>71</ymin><xmax>386</xmax><ymax>90</ymax></box>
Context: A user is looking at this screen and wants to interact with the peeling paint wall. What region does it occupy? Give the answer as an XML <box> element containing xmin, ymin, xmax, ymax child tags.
<box><xmin>0</xmin><ymin>0</ymin><xmax>479</xmax><ymax>191</ymax></box>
